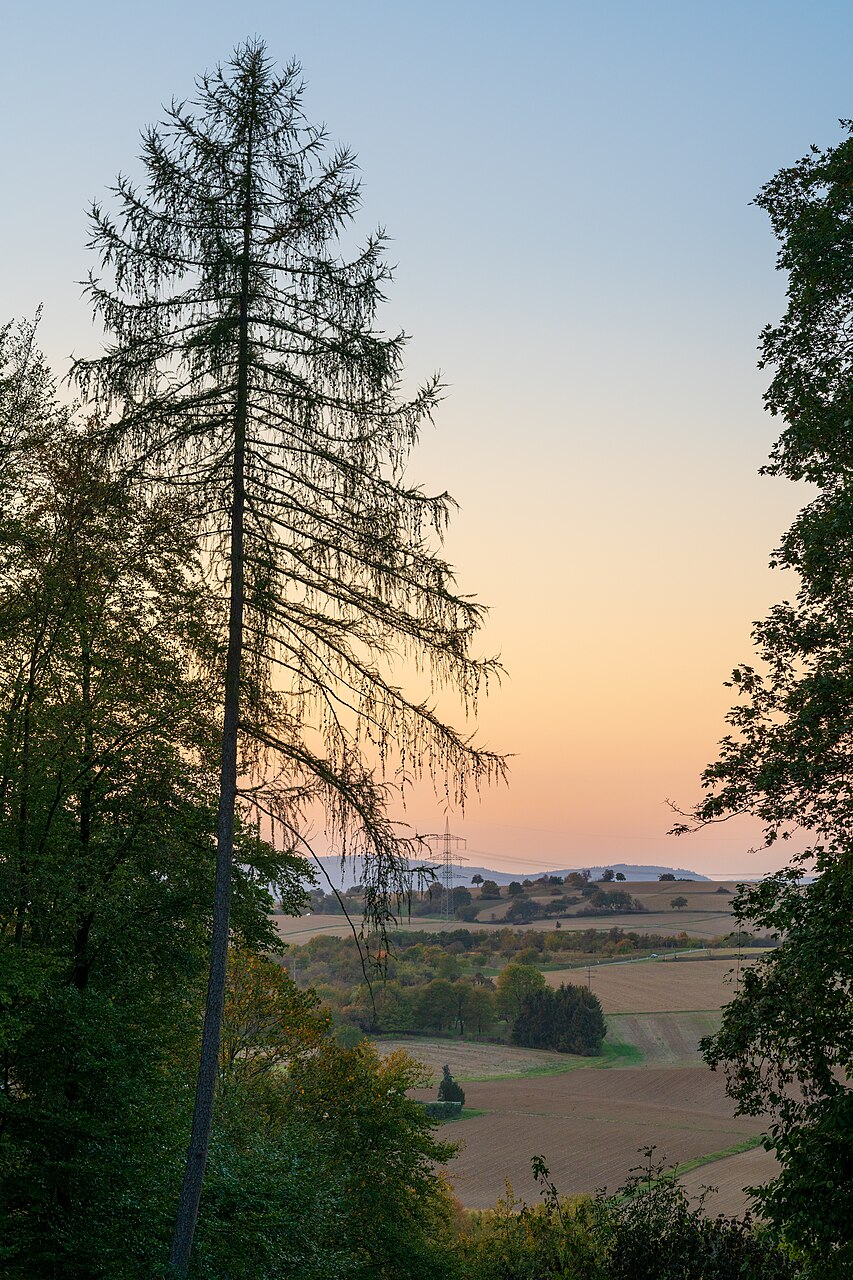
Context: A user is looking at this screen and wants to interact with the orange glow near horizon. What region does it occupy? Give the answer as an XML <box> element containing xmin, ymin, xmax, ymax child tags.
<box><xmin>3</xmin><ymin>2</ymin><xmax>840</xmax><ymax>882</ymax></box>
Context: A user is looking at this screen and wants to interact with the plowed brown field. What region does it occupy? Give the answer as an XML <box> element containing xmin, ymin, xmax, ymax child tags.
<box><xmin>427</xmin><ymin>1065</ymin><xmax>762</xmax><ymax>1208</ymax></box>
<box><xmin>679</xmin><ymin>1145</ymin><xmax>779</xmax><ymax>1216</ymax></box>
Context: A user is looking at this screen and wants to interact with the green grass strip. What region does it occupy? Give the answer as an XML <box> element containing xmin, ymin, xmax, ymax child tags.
<box><xmin>596</xmin><ymin>1038</ymin><xmax>645</xmax><ymax>1068</ymax></box>
<box><xmin>458</xmin><ymin>1040</ymin><xmax>640</xmax><ymax>1082</ymax></box>
<box><xmin>458</xmin><ymin>1058</ymin><xmax>588</xmax><ymax>1082</ymax></box>
<box><xmin>611</xmin><ymin>1136</ymin><xmax>766</xmax><ymax>1207</ymax></box>
<box><xmin>669</xmin><ymin>1134</ymin><xmax>765</xmax><ymax>1180</ymax></box>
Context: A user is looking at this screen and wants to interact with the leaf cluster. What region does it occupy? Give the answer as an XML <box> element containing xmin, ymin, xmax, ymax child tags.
<box><xmin>676</xmin><ymin>124</ymin><xmax>853</xmax><ymax>1269</ymax></box>
<box><xmin>460</xmin><ymin>1151</ymin><xmax>795</xmax><ymax>1280</ymax></box>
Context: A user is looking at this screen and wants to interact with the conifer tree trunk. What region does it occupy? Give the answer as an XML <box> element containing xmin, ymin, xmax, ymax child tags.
<box><xmin>168</xmin><ymin>113</ymin><xmax>254</xmax><ymax>1277</ymax></box>
<box><xmin>72</xmin><ymin>43</ymin><xmax>506</xmax><ymax>1274</ymax></box>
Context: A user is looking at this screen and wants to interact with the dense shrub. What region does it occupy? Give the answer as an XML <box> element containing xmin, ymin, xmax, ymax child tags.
<box><xmin>511</xmin><ymin>984</ymin><xmax>606</xmax><ymax>1055</ymax></box>
<box><xmin>595</xmin><ymin>1150</ymin><xmax>798</xmax><ymax>1280</ymax></box>
<box><xmin>438</xmin><ymin>1065</ymin><xmax>466</xmax><ymax>1105</ymax></box>
<box><xmin>421</xmin><ymin>1101</ymin><xmax>463</xmax><ymax>1120</ymax></box>
<box><xmin>578</xmin><ymin>889</ymin><xmax>645</xmax><ymax>915</ymax></box>
<box><xmin>504</xmin><ymin>897</ymin><xmax>541</xmax><ymax>923</ymax></box>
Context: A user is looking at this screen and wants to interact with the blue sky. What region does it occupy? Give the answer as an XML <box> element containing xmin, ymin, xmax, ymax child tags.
<box><xmin>4</xmin><ymin>1</ymin><xmax>852</xmax><ymax>873</ymax></box>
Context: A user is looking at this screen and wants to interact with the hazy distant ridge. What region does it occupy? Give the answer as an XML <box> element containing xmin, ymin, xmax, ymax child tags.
<box><xmin>310</xmin><ymin>857</ymin><xmax>710</xmax><ymax>892</ymax></box>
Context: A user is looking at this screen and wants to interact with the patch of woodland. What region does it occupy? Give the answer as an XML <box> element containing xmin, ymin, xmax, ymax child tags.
<box><xmin>282</xmin><ymin>926</ymin><xmax>712</xmax><ymax>1042</ymax></box>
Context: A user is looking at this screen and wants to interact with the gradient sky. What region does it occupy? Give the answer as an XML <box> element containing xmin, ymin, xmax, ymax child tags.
<box><xmin>4</xmin><ymin>1</ymin><xmax>852</xmax><ymax>876</ymax></box>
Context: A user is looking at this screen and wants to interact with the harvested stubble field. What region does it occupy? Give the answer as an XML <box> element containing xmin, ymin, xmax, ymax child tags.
<box><xmin>421</xmin><ymin>1065</ymin><xmax>764</xmax><ymax>1209</ymax></box>
<box><xmin>376</xmin><ymin>1036</ymin><xmax>581</xmax><ymax>1080</ymax></box>
<box><xmin>546</xmin><ymin>955</ymin><xmax>751</xmax><ymax>1013</ymax></box>
<box><xmin>623</xmin><ymin>880</ymin><xmax>737</xmax><ymax>907</ymax></box>
<box><xmin>548</xmin><ymin>910</ymin><xmax>738</xmax><ymax>938</ymax></box>
<box><xmin>273</xmin><ymin>910</ymin><xmax>737</xmax><ymax>941</ymax></box>
<box><xmin>473</xmin><ymin>880</ymin><xmax>741</xmax><ymax>936</ymax></box>
<box><xmin>606</xmin><ymin>1011</ymin><xmax>722</xmax><ymax>1065</ymax></box>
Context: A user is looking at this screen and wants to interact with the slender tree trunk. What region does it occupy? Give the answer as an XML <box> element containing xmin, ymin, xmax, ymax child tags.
<box><xmin>169</xmin><ymin>115</ymin><xmax>255</xmax><ymax>1277</ymax></box>
<box><xmin>72</xmin><ymin>632</ymin><xmax>94</xmax><ymax>991</ymax></box>
<box><xmin>13</xmin><ymin>634</ymin><xmax>41</xmax><ymax>946</ymax></box>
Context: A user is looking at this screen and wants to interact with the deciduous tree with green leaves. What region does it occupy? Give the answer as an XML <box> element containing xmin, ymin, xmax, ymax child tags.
<box><xmin>675</xmin><ymin>124</ymin><xmax>853</xmax><ymax>1276</ymax></box>
<box><xmin>73</xmin><ymin>41</ymin><xmax>503</xmax><ymax>1271</ymax></box>
<box><xmin>0</xmin><ymin>322</ymin><xmax>309</xmax><ymax>1276</ymax></box>
<box><xmin>495</xmin><ymin>961</ymin><xmax>546</xmax><ymax>1025</ymax></box>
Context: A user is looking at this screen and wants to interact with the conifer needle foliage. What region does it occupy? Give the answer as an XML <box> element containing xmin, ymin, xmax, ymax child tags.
<box><xmin>73</xmin><ymin>41</ymin><xmax>504</xmax><ymax>1271</ymax></box>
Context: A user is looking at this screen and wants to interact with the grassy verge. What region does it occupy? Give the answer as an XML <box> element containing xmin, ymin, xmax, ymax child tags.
<box><xmin>596</xmin><ymin>1038</ymin><xmax>645</xmax><ymax>1068</ymax></box>
<box><xmin>670</xmin><ymin>1134</ymin><xmax>765</xmax><ymax>1180</ymax></box>
<box><xmin>459</xmin><ymin>1058</ymin><xmax>587</xmax><ymax>1082</ymax></box>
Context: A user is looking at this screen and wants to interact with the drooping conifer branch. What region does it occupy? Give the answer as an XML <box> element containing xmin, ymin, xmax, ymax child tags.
<box><xmin>73</xmin><ymin>41</ymin><xmax>505</xmax><ymax>1273</ymax></box>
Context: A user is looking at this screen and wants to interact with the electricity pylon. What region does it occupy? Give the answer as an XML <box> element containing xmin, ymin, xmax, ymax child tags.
<box><xmin>422</xmin><ymin>818</ymin><xmax>467</xmax><ymax>921</ymax></box>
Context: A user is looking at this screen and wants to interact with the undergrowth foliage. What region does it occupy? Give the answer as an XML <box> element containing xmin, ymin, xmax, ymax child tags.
<box><xmin>460</xmin><ymin>1151</ymin><xmax>798</xmax><ymax>1280</ymax></box>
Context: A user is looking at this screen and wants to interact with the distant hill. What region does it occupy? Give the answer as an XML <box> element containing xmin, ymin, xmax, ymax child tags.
<box><xmin>571</xmin><ymin>863</ymin><xmax>711</xmax><ymax>883</ymax></box>
<box><xmin>309</xmin><ymin>856</ymin><xmax>710</xmax><ymax>892</ymax></box>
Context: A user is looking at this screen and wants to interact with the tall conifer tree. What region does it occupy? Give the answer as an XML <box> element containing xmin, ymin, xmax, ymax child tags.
<box><xmin>74</xmin><ymin>42</ymin><xmax>503</xmax><ymax>1271</ymax></box>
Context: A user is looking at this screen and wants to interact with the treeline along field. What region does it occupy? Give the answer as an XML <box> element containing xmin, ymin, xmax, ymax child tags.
<box><xmin>282</xmin><ymin>872</ymin><xmax>751</xmax><ymax>942</ymax></box>
<box><xmin>279</xmin><ymin>915</ymin><xmax>762</xmax><ymax>1042</ymax></box>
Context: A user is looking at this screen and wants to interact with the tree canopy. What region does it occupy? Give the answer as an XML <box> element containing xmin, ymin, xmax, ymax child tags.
<box><xmin>2</xmin><ymin>40</ymin><xmax>506</xmax><ymax>1276</ymax></box>
<box><xmin>678</xmin><ymin>124</ymin><xmax>853</xmax><ymax>1275</ymax></box>
<box><xmin>511</xmin><ymin>983</ymin><xmax>606</xmax><ymax>1055</ymax></box>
